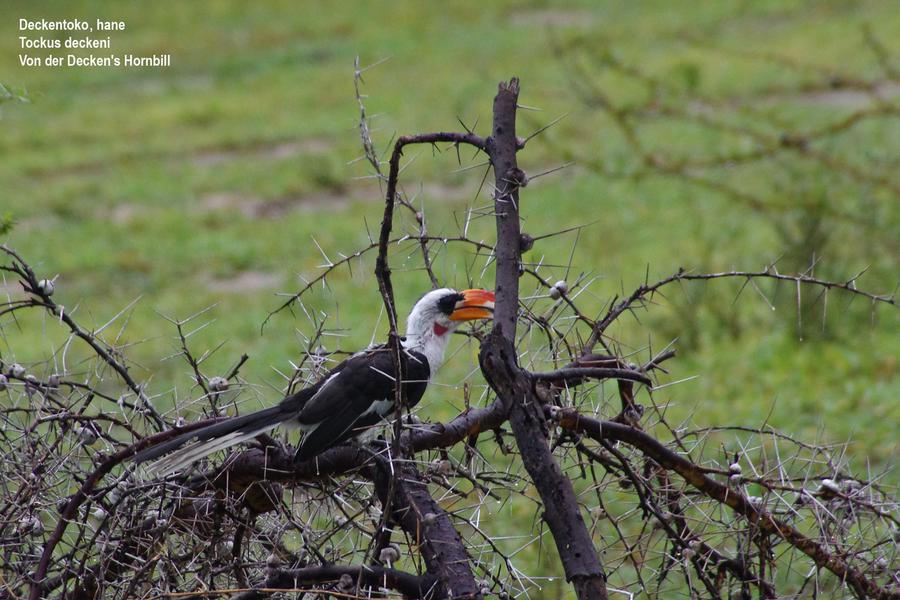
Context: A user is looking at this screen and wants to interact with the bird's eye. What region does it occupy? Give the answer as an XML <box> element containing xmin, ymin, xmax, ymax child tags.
<box><xmin>437</xmin><ymin>293</ymin><xmax>464</xmax><ymax>316</ymax></box>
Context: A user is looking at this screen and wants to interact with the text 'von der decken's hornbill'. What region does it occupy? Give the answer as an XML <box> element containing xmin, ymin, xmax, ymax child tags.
<box><xmin>133</xmin><ymin>288</ymin><xmax>495</xmax><ymax>473</ymax></box>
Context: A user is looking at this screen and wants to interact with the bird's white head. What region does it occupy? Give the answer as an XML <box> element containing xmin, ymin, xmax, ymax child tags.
<box><xmin>403</xmin><ymin>288</ymin><xmax>495</xmax><ymax>375</ymax></box>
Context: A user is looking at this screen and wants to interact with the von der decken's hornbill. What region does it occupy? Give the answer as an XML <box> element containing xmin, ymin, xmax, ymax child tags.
<box><xmin>134</xmin><ymin>288</ymin><xmax>495</xmax><ymax>474</ymax></box>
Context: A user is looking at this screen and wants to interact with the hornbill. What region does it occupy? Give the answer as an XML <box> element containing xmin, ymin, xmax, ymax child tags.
<box><xmin>134</xmin><ymin>288</ymin><xmax>495</xmax><ymax>473</ymax></box>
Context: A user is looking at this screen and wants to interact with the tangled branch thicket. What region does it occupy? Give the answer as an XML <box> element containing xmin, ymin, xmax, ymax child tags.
<box><xmin>1</xmin><ymin>69</ymin><xmax>898</xmax><ymax>600</ymax></box>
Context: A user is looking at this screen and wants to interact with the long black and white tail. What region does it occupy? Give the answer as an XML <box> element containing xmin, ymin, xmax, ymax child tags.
<box><xmin>134</xmin><ymin>406</ymin><xmax>287</xmax><ymax>475</ymax></box>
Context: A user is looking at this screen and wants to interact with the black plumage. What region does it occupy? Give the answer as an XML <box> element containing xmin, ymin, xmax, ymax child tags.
<box><xmin>292</xmin><ymin>345</ymin><xmax>430</xmax><ymax>460</ymax></box>
<box><xmin>133</xmin><ymin>345</ymin><xmax>430</xmax><ymax>471</ymax></box>
<box><xmin>132</xmin><ymin>287</ymin><xmax>494</xmax><ymax>474</ymax></box>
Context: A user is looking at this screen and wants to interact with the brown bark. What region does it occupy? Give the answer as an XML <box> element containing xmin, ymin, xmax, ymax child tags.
<box><xmin>479</xmin><ymin>78</ymin><xmax>608</xmax><ymax>600</ymax></box>
<box><xmin>557</xmin><ymin>410</ymin><xmax>895</xmax><ymax>600</ymax></box>
<box><xmin>220</xmin><ymin>446</ymin><xmax>481</xmax><ymax>599</ymax></box>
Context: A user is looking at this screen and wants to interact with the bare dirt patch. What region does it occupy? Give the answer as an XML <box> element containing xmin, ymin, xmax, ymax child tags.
<box><xmin>105</xmin><ymin>190</ymin><xmax>347</xmax><ymax>225</ymax></box>
<box><xmin>109</xmin><ymin>203</ymin><xmax>146</xmax><ymax>224</ymax></box>
<box><xmin>102</xmin><ymin>173</ymin><xmax>476</xmax><ymax>225</ymax></box>
<box><xmin>195</xmin><ymin>191</ymin><xmax>347</xmax><ymax>219</ymax></box>
<box><xmin>508</xmin><ymin>9</ymin><xmax>595</xmax><ymax>28</ymax></box>
<box><xmin>797</xmin><ymin>81</ymin><xmax>900</xmax><ymax>108</ymax></box>
<box><xmin>190</xmin><ymin>137</ymin><xmax>335</xmax><ymax>167</ymax></box>
<box><xmin>738</xmin><ymin>81</ymin><xmax>900</xmax><ymax>110</ymax></box>
<box><xmin>27</xmin><ymin>136</ymin><xmax>336</xmax><ymax>180</ymax></box>
<box><xmin>205</xmin><ymin>270</ymin><xmax>282</xmax><ymax>294</ymax></box>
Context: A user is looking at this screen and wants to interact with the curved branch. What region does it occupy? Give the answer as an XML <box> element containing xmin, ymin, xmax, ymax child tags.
<box><xmin>263</xmin><ymin>234</ymin><xmax>493</xmax><ymax>328</ymax></box>
<box><xmin>215</xmin><ymin>445</ymin><xmax>480</xmax><ymax>598</ymax></box>
<box><xmin>585</xmin><ymin>266</ymin><xmax>897</xmax><ymax>353</ymax></box>
<box><xmin>234</xmin><ymin>564</ymin><xmax>437</xmax><ymax>599</ymax></box>
<box><xmin>556</xmin><ymin>409</ymin><xmax>894</xmax><ymax>600</ymax></box>
<box><xmin>29</xmin><ymin>417</ymin><xmax>226</xmax><ymax>600</ymax></box>
<box><xmin>531</xmin><ymin>367</ymin><xmax>651</xmax><ymax>387</ymax></box>
<box><xmin>406</xmin><ymin>399</ymin><xmax>509</xmax><ymax>452</ymax></box>
<box><xmin>375</xmin><ymin>131</ymin><xmax>489</xmax><ymax>332</ymax></box>
<box><xmin>374</xmin><ymin>129</ymin><xmax>488</xmax><ymax>585</ymax></box>
<box><xmin>1</xmin><ymin>244</ymin><xmax>164</xmax><ymax>429</ymax></box>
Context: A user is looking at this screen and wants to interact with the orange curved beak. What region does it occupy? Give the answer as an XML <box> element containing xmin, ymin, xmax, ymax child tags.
<box><xmin>449</xmin><ymin>289</ymin><xmax>495</xmax><ymax>321</ymax></box>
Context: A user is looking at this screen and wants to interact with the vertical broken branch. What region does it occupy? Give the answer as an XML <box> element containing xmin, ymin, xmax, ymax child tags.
<box><xmin>479</xmin><ymin>78</ymin><xmax>609</xmax><ymax>600</ymax></box>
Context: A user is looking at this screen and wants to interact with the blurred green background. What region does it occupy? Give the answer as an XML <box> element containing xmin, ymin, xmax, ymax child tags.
<box><xmin>1</xmin><ymin>0</ymin><xmax>898</xmax><ymax>591</ymax></box>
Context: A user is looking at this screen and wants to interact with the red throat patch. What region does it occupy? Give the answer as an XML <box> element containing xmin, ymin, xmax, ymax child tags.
<box><xmin>433</xmin><ymin>323</ymin><xmax>449</xmax><ymax>336</ymax></box>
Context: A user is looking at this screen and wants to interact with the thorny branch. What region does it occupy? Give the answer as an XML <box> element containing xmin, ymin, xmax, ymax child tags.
<box><xmin>554</xmin><ymin>410</ymin><xmax>897</xmax><ymax>600</ymax></box>
<box><xmin>479</xmin><ymin>78</ymin><xmax>609</xmax><ymax>600</ymax></box>
<box><xmin>585</xmin><ymin>266</ymin><xmax>896</xmax><ymax>353</ymax></box>
<box><xmin>366</xmin><ymin>62</ymin><xmax>489</xmax><ymax>599</ymax></box>
<box><xmin>1</xmin><ymin>71</ymin><xmax>898</xmax><ymax>600</ymax></box>
<box><xmin>1</xmin><ymin>244</ymin><xmax>164</xmax><ymax>430</ymax></box>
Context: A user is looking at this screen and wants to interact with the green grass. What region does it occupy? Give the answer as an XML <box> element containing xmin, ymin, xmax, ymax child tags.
<box><xmin>1</xmin><ymin>0</ymin><xmax>898</xmax><ymax>594</ymax></box>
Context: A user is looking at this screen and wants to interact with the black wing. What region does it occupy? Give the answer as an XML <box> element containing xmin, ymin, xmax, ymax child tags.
<box><xmin>134</xmin><ymin>360</ymin><xmax>347</xmax><ymax>468</ymax></box>
<box><xmin>132</xmin><ymin>346</ymin><xmax>429</xmax><ymax>470</ymax></box>
<box><xmin>293</xmin><ymin>345</ymin><xmax>430</xmax><ymax>459</ymax></box>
